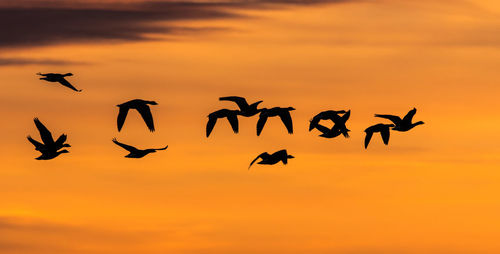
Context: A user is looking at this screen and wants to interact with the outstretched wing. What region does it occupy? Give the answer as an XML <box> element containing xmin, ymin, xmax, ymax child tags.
<box><xmin>279</xmin><ymin>111</ymin><xmax>293</xmax><ymax>134</ymax></box>
<box><xmin>54</xmin><ymin>134</ymin><xmax>68</xmax><ymax>149</ymax></box>
<box><xmin>249</xmin><ymin>152</ymin><xmax>267</xmax><ymax>170</ymax></box>
<box><xmin>309</xmin><ymin>116</ymin><xmax>321</xmax><ymax>131</ymax></box>
<box><xmin>117</xmin><ymin>107</ymin><xmax>129</xmax><ymax>132</ymax></box>
<box><xmin>402</xmin><ymin>108</ymin><xmax>417</xmax><ymax>123</ymax></box>
<box><xmin>256</xmin><ymin>114</ymin><xmax>268</xmax><ymax>136</ymax></box>
<box><xmin>112</xmin><ymin>138</ymin><xmax>139</xmax><ymax>152</ymax></box>
<box><xmin>274</xmin><ymin>149</ymin><xmax>289</xmax><ymax>164</ymax></box>
<box><xmin>364</xmin><ymin>131</ymin><xmax>373</xmax><ymax>149</ymax></box>
<box><xmin>314</xmin><ymin>123</ymin><xmax>332</xmax><ymax>134</ymax></box>
<box><xmin>206</xmin><ymin>116</ymin><xmax>218</xmax><ymax>137</ymax></box>
<box><xmin>34</xmin><ymin>118</ymin><xmax>54</xmax><ymax>145</ymax></box>
<box><xmin>219</xmin><ymin>96</ymin><xmax>249</xmax><ymax>110</ymax></box>
<box><xmin>58</xmin><ymin>78</ymin><xmax>81</xmax><ymax>92</ymax></box>
<box><xmin>27</xmin><ymin>135</ymin><xmax>44</xmax><ymax>149</ymax></box>
<box><xmin>226</xmin><ymin>113</ymin><xmax>239</xmax><ymax>134</ymax></box>
<box><xmin>374</xmin><ymin>114</ymin><xmax>401</xmax><ymax>125</ymax></box>
<box><xmin>137</xmin><ymin>105</ymin><xmax>155</xmax><ymax>132</ymax></box>
<box><xmin>381</xmin><ymin>128</ymin><xmax>391</xmax><ymax>145</ymax></box>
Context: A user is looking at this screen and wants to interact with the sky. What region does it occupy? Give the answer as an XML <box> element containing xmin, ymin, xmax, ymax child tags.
<box><xmin>1</xmin><ymin>0</ymin><xmax>500</xmax><ymax>253</ymax></box>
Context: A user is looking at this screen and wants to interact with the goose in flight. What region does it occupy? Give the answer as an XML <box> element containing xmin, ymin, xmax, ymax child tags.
<box><xmin>37</xmin><ymin>72</ymin><xmax>82</xmax><ymax>92</ymax></box>
<box><xmin>206</xmin><ymin>109</ymin><xmax>240</xmax><ymax>137</ymax></box>
<box><xmin>256</xmin><ymin>107</ymin><xmax>295</xmax><ymax>136</ymax></box>
<box><xmin>309</xmin><ymin>110</ymin><xmax>350</xmax><ymax>138</ymax></box>
<box><xmin>27</xmin><ymin>118</ymin><xmax>70</xmax><ymax>160</ymax></box>
<box><xmin>375</xmin><ymin>108</ymin><xmax>424</xmax><ymax>132</ymax></box>
<box><xmin>364</xmin><ymin>123</ymin><xmax>395</xmax><ymax>149</ymax></box>
<box><xmin>249</xmin><ymin>149</ymin><xmax>294</xmax><ymax>169</ymax></box>
<box><xmin>117</xmin><ymin>99</ymin><xmax>157</xmax><ymax>132</ymax></box>
<box><xmin>112</xmin><ymin>138</ymin><xmax>168</xmax><ymax>158</ymax></box>
<box><xmin>219</xmin><ymin>96</ymin><xmax>263</xmax><ymax>117</ymax></box>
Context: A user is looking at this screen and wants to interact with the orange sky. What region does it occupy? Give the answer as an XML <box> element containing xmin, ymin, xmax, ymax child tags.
<box><xmin>1</xmin><ymin>1</ymin><xmax>500</xmax><ymax>253</ymax></box>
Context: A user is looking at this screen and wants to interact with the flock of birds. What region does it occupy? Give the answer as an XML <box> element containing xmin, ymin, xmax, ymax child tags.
<box><xmin>29</xmin><ymin>73</ymin><xmax>425</xmax><ymax>169</ymax></box>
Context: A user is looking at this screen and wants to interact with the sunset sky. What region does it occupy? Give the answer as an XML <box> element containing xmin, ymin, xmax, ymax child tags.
<box><xmin>1</xmin><ymin>0</ymin><xmax>500</xmax><ymax>253</ymax></box>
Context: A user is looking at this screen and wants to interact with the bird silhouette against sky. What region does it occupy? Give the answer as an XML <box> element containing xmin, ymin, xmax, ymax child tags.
<box><xmin>27</xmin><ymin>118</ymin><xmax>70</xmax><ymax>160</ymax></box>
<box><xmin>37</xmin><ymin>72</ymin><xmax>82</xmax><ymax>92</ymax></box>
<box><xmin>206</xmin><ymin>109</ymin><xmax>240</xmax><ymax>137</ymax></box>
<box><xmin>256</xmin><ymin>107</ymin><xmax>295</xmax><ymax>136</ymax></box>
<box><xmin>112</xmin><ymin>138</ymin><xmax>168</xmax><ymax>158</ymax></box>
<box><xmin>117</xmin><ymin>99</ymin><xmax>157</xmax><ymax>132</ymax></box>
<box><xmin>219</xmin><ymin>96</ymin><xmax>263</xmax><ymax>117</ymax></box>
<box><xmin>249</xmin><ymin>149</ymin><xmax>294</xmax><ymax>169</ymax></box>
<box><xmin>309</xmin><ymin>110</ymin><xmax>350</xmax><ymax>138</ymax></box>
<box><xmin>375</xmin><ymin>108</ymin><xmax>424</xmax><ymax>132</ymax></box>
<box><xmin>364</xmin><ymin>123</ymin><xmax>395</xmax><ymax>149</ymax></box>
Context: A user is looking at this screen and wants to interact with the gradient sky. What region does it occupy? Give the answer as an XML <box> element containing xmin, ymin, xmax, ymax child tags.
<box><xmin>1</xmin><ymin>0</ymin><xmax>500</xmax><ymax>253</ymax></box>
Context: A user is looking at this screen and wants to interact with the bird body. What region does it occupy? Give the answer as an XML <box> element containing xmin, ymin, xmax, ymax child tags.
<box><xmin>37</xmin><ymin>72</ymin><xmax>82</xmax><ymax>92</ymax></box>
<box><xmin>257</xmin><ymin>107</ymin><xmax>295</xmax><ymax>136</ymax></box>
<box><xmin>219</xmin><ymin>96</ymin><xmax>263</xmax><ymax>117</ymax></box>
<box><xmin>249</xmin><ymin>149</ymin><xmax>294</xmax><ymax>169</ymax></box>
<box><xmin>375</xmin><ymin>108</ymin><xmax>424</xmax><ymax>132</ymax></box>
<box><xmin>206</xmin><ymin>109</ymin><xmax>240</xmax><ymax>137</ymax></box>
<box><xmin>35</xmin><ymin>150</ymin><xmax>69</xmax><ymax>160</ymax></box>
<box><xmin>112</xmin><ymin>138</ymin><xmax>168</xmax><ymax>158</ymax></box>
<box><xmin>364</xmin><ymin>123</ymin><xmax>395</xmax><ymax>149</ymax></box>
<box><xmin>117</xmin><ymin>99</ymin><xmax>157</xmax><ymax>132</ymax></box>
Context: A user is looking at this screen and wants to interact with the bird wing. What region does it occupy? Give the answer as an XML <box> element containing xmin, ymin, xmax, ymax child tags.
<box><xmin>58</xmin><ymin>78</ymin><xmax>81</xmax><ymax>92</ymax></box>
<box><xmin>117</xmin><ymin>107</ymin><xmax>129</xmax><ymax>132</ymax></box>
<box><xmin>309</xmin><ymin>116</ymin><xmax>321</xmax><ymax>131</ymax></box>
<box><xmin>256</xmin><ymin>114</ymin><xmax>268</xmax><ymax>136</ymax></box>
<box><xmin>341</xmin><ymin>110</ymin><xmax>351</xmax><ymax>122</ymax></box>
<box><xmin>54</xmin><ymin>134</ymin><xmax>68</xmax><ymax>149</ymax></box>
<box><xmin>137</xmin><ymin>105</ymin><xmax>155</xmax><ymax>132</ymax></box>
<box><xmin>275</xmin><ymin>150</ymin><xmax>289</xmax><ymax>164</ymax></box>
<box><xmin>219</xmin><ymin>96</ymin><xmax>249</xmax><ymax>110</ymax></box>
<box><xmin>374</xmin><ymin>114</ymin><xmax>401</xmax><ymax>124</ymax></box>
<box><xmin>34</xmin><ymin>118</ymin><xmax>54</xmax><ymax>145</ymax></box>
<box><xmin>226</xmin><ymin>113</ymin><xmax>239</xmax><ymax>134</ymax></box>
<box><xmin>314</xmin><ymin>123</ymin><xmax>332</xmax><ymax>134</ymax></box>
<box><xmin>249</xmin><ymin>152</ymin><xmax>268</xmax><ymax>169</ymax></box>
<box><xmin>27</xmin><ymin>135</ymin><xmax>44</xmax><ymax>149</ymax></box>
<box><xmin>364</xmin><ymin>131</ymin><xmax>373</xmax><ymax>149</ymax></box>
<box><xmin>206</xmin><ymin>116</ymin><xmax>217</xmax><ymax>137</ymax></box>
<box><xmin>381</xmin><ymin>127</ymin><xmax>391</xmax><ymax>145</ymax></box>
<box><xmin>402</xmin><ymin>108</ymin><xmax>417</xmax><ymax>123</ymax></box>
<box><xmin>279</xmin><ymin>111</ymin><xmax>293</xmax><ymax>134</ymax></box>
<box><xmin>112</xmin><ymin>138</ymin><xmax>139</xmax><ymax>152</ymax></box>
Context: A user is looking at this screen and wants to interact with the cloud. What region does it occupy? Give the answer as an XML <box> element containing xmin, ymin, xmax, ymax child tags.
<box><xmin>0</xmin><ymin>0</ymin><xmax>349</xmax><ymax>50</ymax></box>
<box><xmin>0</xmin><ymin>58</ymin><xmax>86</xmax><ymax>66</ymax></box>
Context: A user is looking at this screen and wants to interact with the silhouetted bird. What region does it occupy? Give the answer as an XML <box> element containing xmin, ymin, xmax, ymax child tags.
<box><xmin>309</xmin><ymin>110</ymin><xmax>350</xmax><ymax>138</ymax></box>
<box><xmin>219</xmin><ymin>96</ymin><xmax>263</xmax><ymax>117</ymax></box>
<box><xmin>27</xmin><ymin>118</ymin><xmax>70</xmax><ymax>160</ymax></box>
<box><xmin>309</xmin><ymin>110</ymin><xmax>346</xmax><ymax>131</ymax></box>
<box><xmin>364</xmin><ymin>123</ymin><xmax>395</xmax><ymax>149</ymax></box>
<box><xmin>375</xmin><ymin>108</ymin><xmax>424</xmax><ymax>131</ymax></box>
<box><xmin>206</xmin><ymin>109</ymin><xmax>240</xmax><ymax>137</ymax></box>
<box><xmin>37</xmin><ymin>72</ymin><xmax>82</xmax><ymax>92</ymax></box>
<box><xmin>112</xmin><ymin>138</ymin><xmax>168</xmax><ymax>158</ymax></box>
<box><xmin>249</xmin><ymin>149</ymin><xmax>294</xmax><ymax>169</ymax></box>
<box><xmin>257</xmin><ymin>107</ymin><xmax>295</xmax><ymax>136</ymax></box>
<box><xmin>117</xmin><ymin>99</ymin><xmax>157</xmax><ymax>132</ymax></box>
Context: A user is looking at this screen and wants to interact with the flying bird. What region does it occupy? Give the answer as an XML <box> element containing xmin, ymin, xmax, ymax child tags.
<box><xmin>249</xmin><ymin>149</ymin><xmax>294</xmax><ymax>169</ymax></box>
<box><xmin>219</xmin><ymin>96</ymin><xmax>263</xmax><ymax>117</ymax></box>
<box><xmin>309</xmin><ymin>110</ymin><xmax>350</xmax><ymax>138</ymax></box>
<box><xmin>206</xmin><ymin>109</ymin><xmax>240</xmax><ymax>137</ymax></box>
<box><xmin>364</xmin><ymin>123</ymin><xmax>395</xmax><ymax>149</ymax></box>
<box><xmin>112</xmin><ymin>138</ymin><xmax>168</xmax><ymax>158</ymax></box>
<box><xmin>117</xmin><ymin>99</ymin><xmax>157</xmax><ymax>132</ymax></box>
<box><xmin>375</xmin><ymin>108</ymin><xmax>424</xmax><ymax>132</ymax></box>
<box><xmin>256</xmin><ymin>107</ymin><xmax>295</xmax><ymax>136</ymax></box>
<box><xmin>27</xmin><ymin>118</ymin><xmax>70</xmax><ymax>160</ymax></box>
<box><xmin>37</xmin><ymin>72</ymin><xmax>82</xmax><ymax>92</ymax></box>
